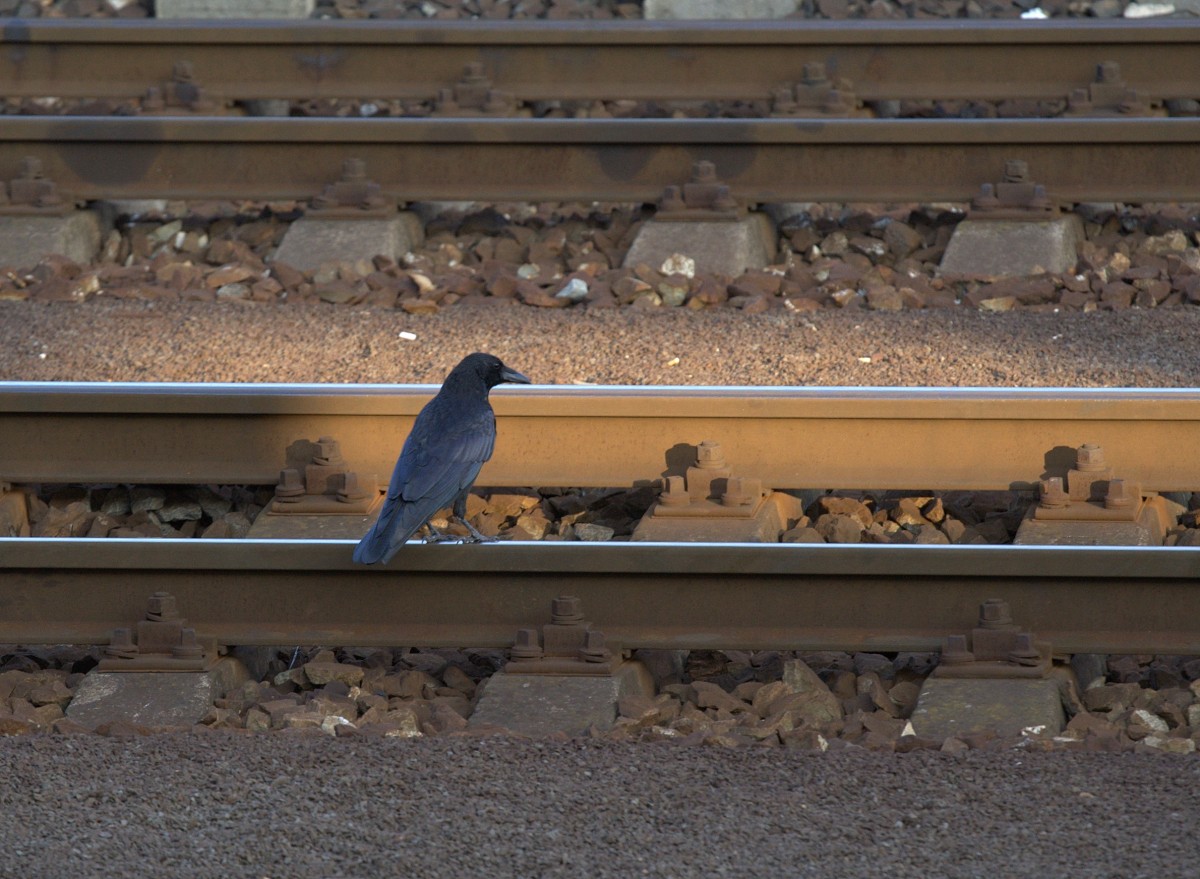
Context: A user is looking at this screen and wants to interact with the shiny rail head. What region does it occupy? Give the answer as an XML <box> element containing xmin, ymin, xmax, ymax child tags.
<box><xmin>3</xmin><ymin>535</ymin><xmax>1200</xmax><ymax>572</ymax></box>
<box><xmin>9</xmin><ymin>380</ymin><xmax>1200</xmax><ymax>397</ymax></box>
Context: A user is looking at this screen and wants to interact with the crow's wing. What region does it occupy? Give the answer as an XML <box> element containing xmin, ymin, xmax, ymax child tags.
<box><xmin>352</xmin><ymin>394</ymin><xmax>496</xmax><ymax>565</ymax></box>
<box><xmin>396</xmin><ymin>396</ymin><xmax>496</xmax><ymax>505</ymax></box>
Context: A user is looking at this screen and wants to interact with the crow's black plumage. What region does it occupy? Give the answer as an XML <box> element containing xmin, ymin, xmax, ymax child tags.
<box><xmin>352</xmin><ymin>353</ymin><xmax>530</xmax><ymax>565</ymax></box>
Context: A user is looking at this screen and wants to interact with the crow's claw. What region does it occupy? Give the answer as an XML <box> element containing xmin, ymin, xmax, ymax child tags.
<box><xmin>458</xmin><ymin>516</ymin><xmax>497</xmax><ymax>544</ymax></box>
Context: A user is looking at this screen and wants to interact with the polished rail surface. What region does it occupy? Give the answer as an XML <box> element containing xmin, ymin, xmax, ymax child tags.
<box><xmin>2</xmin><ymin>20</ymin><xmax>1198</xmax><ymax>103</ymax></box>
<box><xmin>2</xmin><ymin>116</ymin><xmax>1199</xmax><ymax>203</ymax></box>
<box><xmin>4</xmin><ymin>383</ymin><xmax>1200</xmax><ymax>491</ymax></box>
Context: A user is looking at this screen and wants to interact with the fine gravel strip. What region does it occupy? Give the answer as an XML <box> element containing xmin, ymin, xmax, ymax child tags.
<box><xmin>1</xmin><ymin>734</ymin><xmax>1197</xmax><ymax>879</ymax></box>
<box><xmin>3</xmin><ymin>298</ymin><xmax>1200</xmax><ymax>387</ymax></box>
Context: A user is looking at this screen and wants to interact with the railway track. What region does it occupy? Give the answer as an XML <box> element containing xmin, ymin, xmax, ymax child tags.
<box><xmin>2</xmin><ymin>20</ymin><xmax>1197</xmax><ymax>106</ymax></box>
<box><xmin>1</xmin><ymin>20</ymin><xmax>1199</xmax><ymax>206</ymax></box>
<box><xmin>3</xmin><ymin>382</ymin><xmax>1200</xmax><ymax>655</ymax></box>
<box><xmin>3</xmin><ymin>15</ymin><xmax>1199</xmax><ymax>873</ymax></box>
<box><xmin>3</xmin><ymin>116</ymin><xmax>1200</xmax><ymax>204</ymax></box>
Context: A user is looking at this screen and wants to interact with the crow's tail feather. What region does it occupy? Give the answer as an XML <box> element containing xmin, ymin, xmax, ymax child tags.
<box><xmin>352</xmin><ymin>498</ymin><xmax>430</xmax><ymax>565</ymax></box>
<box><xmin>351</xmin><ymin>524</ymin><xmax>392</xmax><ymax>565</ymax></box>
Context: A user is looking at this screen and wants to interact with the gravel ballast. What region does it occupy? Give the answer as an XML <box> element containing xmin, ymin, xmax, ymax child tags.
<box><xmin>5</xmin><ymin>297</ymin><xmax>1200</xmax><ymax>387</ymax></box>
<box><xmin>2</xmin><ymin>734</ymin><xmax>1198</xmax><ymax>879</ymax></box>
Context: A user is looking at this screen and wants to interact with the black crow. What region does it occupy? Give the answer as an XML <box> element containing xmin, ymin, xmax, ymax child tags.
<box><xmin>352</xmin><ymin>353</ymin><xmax>530</xmax><ymax>565</ymax></box>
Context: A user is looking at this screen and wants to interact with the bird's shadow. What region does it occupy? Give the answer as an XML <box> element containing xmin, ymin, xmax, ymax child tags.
<box><xmin>1040</xmin><ymin>445</ymin><xmax>1077</xmax><ymax>482</ymax></box>
<box><xmin>285</xmin><ymin>439</ymin><xmax>321</xmax><ymax>471</ymax></box>
<box><xmin>662</xmin><ymin>442</ymin><xmax>697</xmax><ymax>479</ymax></box>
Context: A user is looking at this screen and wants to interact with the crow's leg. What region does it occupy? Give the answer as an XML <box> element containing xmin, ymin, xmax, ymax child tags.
<box><xmin>421</xmin><ymin>521</ymin><xmax>463</xmax><ymax>544</ymax></box>
<box><xmin>453</xmin><ymin>493</ymin><xmax>496</xmax><ymax>544</ymax></box>
<box><xmin>455</xmin><ymin>516</ymin><xmax>496</xmax><ymax>543</ymax></box>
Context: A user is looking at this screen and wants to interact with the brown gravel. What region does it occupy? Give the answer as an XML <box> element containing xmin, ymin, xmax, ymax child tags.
<box><xmin>5</xmin><ymin>296</ymin><xmax>1200</xmax><ymax>387</ymax></box>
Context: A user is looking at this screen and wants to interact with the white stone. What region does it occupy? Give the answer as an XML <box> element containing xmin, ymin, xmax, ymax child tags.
<box><xmin>555</xmin><ymin>278</ymin><xmax>590</xmax><ymax>302</ymax></box>
<box><xmin>660</xmin><ymin>253</ymin><xmax>696</xmax><ymax>278</ymax></box>
<box><xmin>1123</xmin><ymin>2</ymin><xmax>1176</xmax><ymax>15</ymax></box>
<box><xmin>156</xmin><ymin>0</ymin><xmax>315</xmax><ymax>18</ymax></box>
<box><xmin>1186</xmin><ymin>703</ymin><xmax>1200</xmax><ymax>728</ymax></box>
<box><xmin>644</xmin><ymin>0</ymin><xmax>800</xmax><ymax>18</ymax></box>
<box><xmin>320</xmin><ymin>715</ymin><xmax>355</xmax><ymax>736</ymax></box>
<box><xmin>1141</xmin><ymin>735</ymin><xmax>1196</xmax><ymax>754</ymax></box>
<box><xmin>1131</xmin><ymin>709</ymin><xmax>1169</xmax><ymax>733</ymax></box>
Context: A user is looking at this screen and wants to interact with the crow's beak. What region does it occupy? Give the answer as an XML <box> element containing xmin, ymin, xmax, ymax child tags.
<box><xmin>501</xmin><ymin>366</ymin><xmax>531</xmax><ymax>385</ymax></box>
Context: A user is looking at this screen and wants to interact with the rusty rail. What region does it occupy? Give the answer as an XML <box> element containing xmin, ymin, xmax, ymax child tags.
<box><xmin>2</xmin><ymin>539</ymin><xmax>1200</xmax><ymax>653</ymax></box>
<box><xmin>4</xmin><ymin>382</ymin><xmax>1200</xmax><ymax>491</ymax></box>
<box><xmin>2</xmin><ymin>116</ymin><xmax>1200</xmax><ymax>203</ymax></box>
<box><xmin>1</xmin><ymin>19</ymin><xmax>1198</xmax><ymax>104</ymax></box>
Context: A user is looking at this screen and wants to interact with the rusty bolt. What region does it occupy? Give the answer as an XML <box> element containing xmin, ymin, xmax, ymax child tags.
<box><xmin>313</xmin><ymin>436</ymin><xmax>346</xmax><ymax>466</ymax></box>
<box><xmin>172</xmin><ymin>627</ymin><xmax>205</xmax><ymax>660</ymax></box>
<box><xmin>337</xmin><ymin>471</ymin><xmax>373</xmax><ymax>503</ymax></box>
<box><xmin>940</xmin><ymin>634</ymin><xmax>973</xmax><ymax>665</ymax></box>
<box><xmin>660</xmin><ymin>475</ymin><xmax>690</xmax><ymax>507</ymax></box>
<box><xmin>1075</xmin><ymin>443</ymin><xmax>1106</xmax><ymax>472</ymax></box>
<box><xmin>801</xmin><ymin>61</ymin><xmax>828</xmax><ymax>85</ymax></box>
<box><xmin>1119</xmin><ymin>91</ymin><xmax>1143</xmax><ymax>114</ymax></box>
<box><xmin>579</xmin><ymin>629</ymin><xmax>612</xmax><ymax>664</ymax></box>
<box><xmin>693</xmin><ymin>161</ymin><xmax>717</xmax><ymax>183</ymax></box>
<box><xmin>659</xmin><ymin>184</ymin><xmax>685</xmax><ymax>212</ymax></box>
<box><xmin>484</xmin><ymin>90</ymin><xmax>515</xmax><ymax>113</ymax></box>
<box><xmin>1009</xmin><ymin>632</ymin><xmax>1041</xmax><ymax>667</ymax></box>
<box><xmin>721</xmin><ymin>477</ymin><xmax>749</xmax><ymax>507</ymax></box>
<box><xmin>509</xmin><ymin>628</ymin><xmax>543</xmax><ymax>662</ymax></box>
<box><xmin>694</xmin><ymin>440</ymin><xmax>727</xmax><ymax>471</ymax></box>
<box><xmin>104</xmin><ymin>628</ymin><xmax>139</xmax><ymax>659</ymax></box>
<box><xmin>713</xmin><ymin>185</ymin><xmax>738</xmax><ymax>213</ymax></box>
<box><xmin>145</xmin><ymin>591</ymin><xmax>179</xmax><ymax>622</ymax></box>
<box><xmin>551</xmin><ymin>595</ymin><xmax>584</xmax><ymax>626</ymax></box>
<box><xmin>142</xmin><ymin>85</ymin><xmax>165</xmax><ymax>110</ymax></box>
<box><xmin>977</xmin><ymin>598</ymin><xmax>1013</xmax><ymax>629</ymax></box>
<box><xmin>1104</xmin><ymin>478</ymin><xmax>1137</xmax><ymax>510</ymax></box>
<box><xmin>275</xmin><ymin>468</ymin><xmax>304</xmax><ymax>501</ymax></box>
<box><xmin>722</xmin><ymin>477</ymin><xmax>760</xmax><ymax>507</ymax></box>
<box><xmin>1039</xmin><ymin>477</ymin><xmax>1069</xmax><ymax>509</ymax></box>
<box><xmin>1097</xmin><ymin>61</ymin><xmax>1121</xmax><ymax>84</ymax></box>
<box><xmin>1003</xmin><ymin>159</ymin><xmax>1029</xmax><ymax>183</ymax></box>
<box><xmin>19</xmin><ymin>157</ymin><xmax>45</xmax><ymax>180</ymax></box>
<box><xmin>823</xmin><ymin>89</ymin><xmax>850</xmax><ymax>114</ymax></box>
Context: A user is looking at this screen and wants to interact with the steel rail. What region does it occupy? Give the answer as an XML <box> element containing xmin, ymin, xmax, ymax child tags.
<box><xmin>2</xmin><ymin>116</ymin><xmax>1199</xmax><ymax>203</ymax></box>
<box><xmin>1</xmin><ymin>20</ymin><xmax>1199</xmax><ymax>103</ymax></box>
<box><xmin>2</xmin><ymin>539</ymin><xmax>1200</xmax><ymax>654</ymax></box>
<box><xmin>4</xmin><ymin>383</ymin><xmax>1200</xmax><ymax>492</ymax></box>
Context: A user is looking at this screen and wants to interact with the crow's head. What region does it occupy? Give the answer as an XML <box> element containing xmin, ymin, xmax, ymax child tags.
<box><xmin>453</xmin><ymin>352</ymin><xmax>531</xmax><ymax>389</ymax></box>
